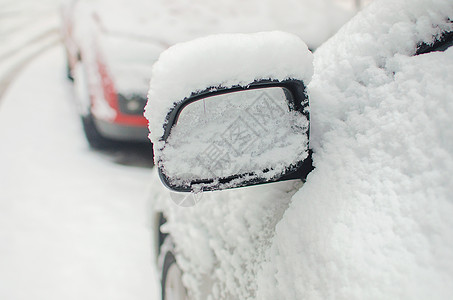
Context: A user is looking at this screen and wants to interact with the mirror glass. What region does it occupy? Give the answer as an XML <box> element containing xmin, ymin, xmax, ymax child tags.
<box><xmin>161</xmin><ymin>87</ymin><xmax>309</xmax><ymax>189</ymax></box>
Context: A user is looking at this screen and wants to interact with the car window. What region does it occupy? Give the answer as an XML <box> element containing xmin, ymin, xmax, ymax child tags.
<box><xmin>416</xmin><ymin>30</ymin><xmax>453</xmax><ymax>55</ymax></box>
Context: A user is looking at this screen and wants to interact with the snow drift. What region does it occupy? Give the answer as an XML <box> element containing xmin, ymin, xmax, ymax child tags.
<box><xmin>257</xmin><ymin>0</ymin><xmax>453</xmax><ymax>299</ymax></box>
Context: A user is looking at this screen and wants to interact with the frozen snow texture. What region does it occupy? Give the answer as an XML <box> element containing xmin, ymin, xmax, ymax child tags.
<box><xmin>145</xmin><ymin>31</ymin><xmax>313</xmax><ymax>147</ymax></box>
<box><xmin>150</xmin><ymin>174</ymin><xmax>303</xmax><ymax>300</ymax></box>
<box><xmin>256</xmin><ymin>0</ymin><xmax>453</xmax><ymax>299</ymax></box>
<box><xmin>151</xmin><ymin>0</ymin><xmax>453</xmax><ymax>299</ymax></box>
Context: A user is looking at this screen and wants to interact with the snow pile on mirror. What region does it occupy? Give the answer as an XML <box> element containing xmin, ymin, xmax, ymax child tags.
<box><xmin>256</xmin><ymin>0</ymin><xmax>453</xmax><ymax>299</ymax></box>
<box><xmin>145</xmin><ymin>31</ymin><xmax>313</xmax><ymax>147</ymax></box>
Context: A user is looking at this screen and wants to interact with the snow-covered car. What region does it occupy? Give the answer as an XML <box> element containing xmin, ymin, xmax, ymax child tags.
<box><xmin>61</xmin><ymin>0</ymin><xmax>166</xmax><ymax>148</ymax></box>
<box><xmin>146</xmin><ymin>0</ymin><xmax>453</xmax><ymax>299</ymax></box>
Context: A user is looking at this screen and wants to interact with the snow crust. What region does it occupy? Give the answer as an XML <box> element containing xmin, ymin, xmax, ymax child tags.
<box><xmin>145</xmin><ymin>31</ymin><xmax>313</xmax><ymax>149</ymax></box>
<box><xmin>256</xmin><ymin>0</ymin><xmax>453</xmax><ymax>299</ymax></box>
<box><xmin>150</xmin><ymin>173</ymin><xmax>302</xmax><ymax>300</ymax></box>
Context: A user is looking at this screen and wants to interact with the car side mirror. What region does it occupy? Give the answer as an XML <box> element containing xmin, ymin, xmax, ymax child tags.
<box><xmin>145</xmin><ymin>31</ymin><xmax>314</xmax><ymax>192</ymax></box>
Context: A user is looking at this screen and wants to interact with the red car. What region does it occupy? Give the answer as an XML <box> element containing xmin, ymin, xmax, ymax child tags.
<box><xmin>61</xmin><ymin>0</ymin><xmax>167</xmax><ymax>148</ymax></box>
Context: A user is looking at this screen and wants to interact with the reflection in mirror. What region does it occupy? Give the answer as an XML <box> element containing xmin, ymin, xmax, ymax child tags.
<box><xmin>161</xmin><ymin>87</ymin><xmax>309</xmax><ymax>190</ymax></box>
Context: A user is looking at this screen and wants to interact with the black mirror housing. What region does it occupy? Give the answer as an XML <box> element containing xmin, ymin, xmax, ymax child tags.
<box><xmin>157</xmin><ymin>79</ymin><xmax>313</xmax><ymax>192</ymax></box>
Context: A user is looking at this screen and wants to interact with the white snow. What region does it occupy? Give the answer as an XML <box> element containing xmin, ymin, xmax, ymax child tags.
<box><xmin>145</xmin><ymin>30</ymin><xmax>313</xmax><ymax>300</ymax></box>
<box><xmin>4</xmin><ymin>0</ymin><xmax>432</xmax><ymax>299</ymax></box>
<box><xmin>256</xmin><ymin>0</ymin><xmax>453</xmax><ymax>299</ymax></box>
<box><xmin>0</xmin><ymin>46</ymin><xmax>159</xmax><ymax>300</ymax></box>
<box><xmin>145</xmin><ymin>31</ymin><xmax>313</xmax><ymax>147</ymax></box>
<box><xmin>90</xmin><ymin>0</ymin><xmax>353</xmax><ymax>49</ymax></box>
<box><xmin>149</xmin><ymin>173</ymin><xmax>303</xmax><ymax>300</ymax></box>
<box><xmin>0</xmin><ymin>0</ymin><xmax>60</xmax><ymax>96</ymax></box>
<box><xmin>150</xmin><ymin>0</ymin><xmax>453</xmax><ymax>299</ymax></box>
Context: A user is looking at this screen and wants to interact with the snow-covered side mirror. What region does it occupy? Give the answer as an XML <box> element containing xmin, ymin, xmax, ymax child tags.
<box><xmin>145</xmin><ymin>31</ymin><xmax>315</xmax><ymax>192</ymax></box>
<box><xmin>158</xmin><ymin>79</ymin><xmax>313</xmax><ymax>192</ymax></box>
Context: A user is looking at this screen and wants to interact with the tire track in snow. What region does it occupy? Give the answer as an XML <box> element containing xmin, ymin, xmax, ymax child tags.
<box><xmin>0</xmin><ymin>32</ymin><xmax>60</xmax><ymax>100</ymax></box>
<box><xmin>0</xmin><ymin>0</ymin><xmax>60</xmax><ymax>101</ymax></box>
<box><xmin>0</xmin><ymin>28</ymin><xmax>60</xmax><ymax>62</ymax></box>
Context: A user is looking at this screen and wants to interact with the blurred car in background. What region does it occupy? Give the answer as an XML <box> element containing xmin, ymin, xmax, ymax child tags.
<box><xmin>60</xmin><ymin>0</ymin><xmax>167</xmax><ymax>148</ymax></box>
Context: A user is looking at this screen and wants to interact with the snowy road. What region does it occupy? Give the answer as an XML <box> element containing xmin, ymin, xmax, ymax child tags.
<box><xmin>0</xmin><ymin>46</ymin><xmax>159</xmax><ymax>299</ymax></box>
<box><xmin>0</xmin><ymin>0</ymin><xmax>61</xmax><ymax>98</ymax></box>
